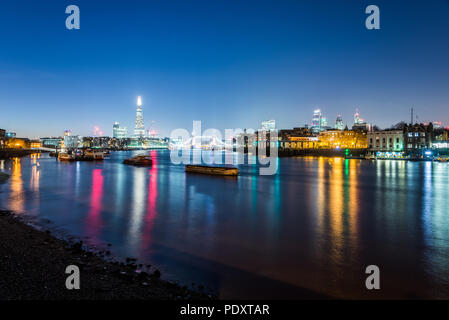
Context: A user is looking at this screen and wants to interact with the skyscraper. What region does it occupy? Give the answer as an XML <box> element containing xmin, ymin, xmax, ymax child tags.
<box><xmin>134</xmin><ymin>96</ymin><xmax>145</xmax><ymax>138</ymax></box>
<box><xmin>335</xmin><ymin>115</ymin><xmax>344</xmax><ymax>130</ymax></box>
<box><xmin>261</xmin><ymin>120</ymin><xmax>276</xmax><ymax>131</ymax></box>
<box><xmin>352</xmin><ymin>109</ymin><xmax>372</xmax><ymax>131</ymax></box>
<box><xmin>311</xmin><ymin>109</ymin><xmax>322</xmax><ymax>134</ymax></box>
<box><xmin>353</xmin><ymin>109</ymin><xmax>364</xmax><ymax>125</ymax></box>
<box><xmin>113</xmin><ymin>122</ymin><xmax>127</xmax><ymax>138</ymax></box>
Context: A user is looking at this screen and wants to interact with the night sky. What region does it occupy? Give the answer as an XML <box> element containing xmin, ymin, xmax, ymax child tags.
<box><xmin>1</xmin><ymin>0</ymin><xmax>449</xmax><ymax>138</ymax></box>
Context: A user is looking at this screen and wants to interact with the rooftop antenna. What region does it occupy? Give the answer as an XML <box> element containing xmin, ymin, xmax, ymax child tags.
<box><xmin>411</xmin><ymin>107</ymin><xmax>414</xmax><ymax>125</ymax></box>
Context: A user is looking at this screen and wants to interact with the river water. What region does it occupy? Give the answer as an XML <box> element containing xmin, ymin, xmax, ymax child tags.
<box><xmin>1</xmin><ymin>150</ymin><xmax>449</xmax><ymax>299</ymax></box>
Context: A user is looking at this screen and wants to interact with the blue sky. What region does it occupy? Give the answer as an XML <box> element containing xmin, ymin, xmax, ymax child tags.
<box><xmin>1</xmin><ymin>0</ymin><xmax>449</xmax><ymax>138</ymax></box>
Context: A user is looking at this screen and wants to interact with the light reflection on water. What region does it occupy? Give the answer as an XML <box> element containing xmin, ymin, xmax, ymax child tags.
<box><xmin>0</xmin><ymin>151</ymin><xmax>449</xmax><ymax>299</ymax></box>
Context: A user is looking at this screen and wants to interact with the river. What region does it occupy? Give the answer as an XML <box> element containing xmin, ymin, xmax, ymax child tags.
<box><xmin>1</xmin><ymin>150</ymin><xmax>448</xmax><ymax>299</ymax></box>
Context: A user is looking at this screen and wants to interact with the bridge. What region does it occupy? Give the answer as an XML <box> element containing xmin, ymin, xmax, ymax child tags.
<box><xmin>170</xmin><ymin>136</ymin><xmax>233</xmax><ymax>149</ymax></box>
<box><xmin>35</xmin><ymin>147</ymin><xmax>57</xmax><ymax>152</ymax></box>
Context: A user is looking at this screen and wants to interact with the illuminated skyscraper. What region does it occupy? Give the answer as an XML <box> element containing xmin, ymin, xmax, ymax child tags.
<box><xmin>311</xmin><ymin>109</ymin><xmax>322</xmax><ymax>134</ymax></box>
<box><xmin>354</xmin><ymin>109</ymin><xmax>364</xmax><ymax>125</ymax></box>
<box><xmin>352</xmin><ymin>109</ymin><xmax>372</xmax><ymax>131</ymax></box>
<box><xmin>335</xmin><ymin>115</ymin><xmax>344</xmax><ymax>130</ymax></box>
<box><xmin>134</xmin><ymin>96</ymin><xmax>145</xmax><ymax>138</ymax></box>
<box><xmin>113</xmin><ymin>122</ymin><xmax>127</xmax><ymax>138</ymax></box>
<box><xmin>261</xmin><ymin>120</ymin><xmax>276</xmax><ymax>131</ymax></box>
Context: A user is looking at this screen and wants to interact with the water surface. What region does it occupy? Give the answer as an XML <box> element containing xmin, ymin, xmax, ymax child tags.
<box><xmin>1</xmin><ymin>151</ymin><xmax>449</xmax><ymax>299</ymax></box>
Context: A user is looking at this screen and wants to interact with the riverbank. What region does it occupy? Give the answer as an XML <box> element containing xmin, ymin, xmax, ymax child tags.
<box><xmin>277</xmin><ymin>148</ymin><xmax>367</xmax><ymax>158</ymax></box>
<box><xmin>0</xmin><ymin>149</ymin><xmax>38</xmax><ymax>160</ymax></box>
<box><xmin>0</xmin><ymin>210</ymin><xmax>212</xmax><ymax>300</ymax></box>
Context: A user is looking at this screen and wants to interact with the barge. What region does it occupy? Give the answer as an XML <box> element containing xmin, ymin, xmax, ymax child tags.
<box><xmin>185</xmin><ymin>165</ymin><xmax>239</xmax><ymax>176</ymax></box>
<box><xmin>123</xmin><ymin>155</ymin><xmax>153</xmax><ymax>166</ymax></box>
<box><xmin>58</xmin><ymin>152</ymin><xmax>75</xmax><ymax>161</ymax></box>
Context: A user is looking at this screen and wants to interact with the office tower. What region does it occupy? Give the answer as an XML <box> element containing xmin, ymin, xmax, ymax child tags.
<box><xmin>134</xmin><ymin>96</ymin><xmax>145</xmax><ymax>138</ymax></box>
<box><xmin>335</xmin><ymin>115</ymin><xmax>344</xmax><ymax>130</ymax></box>
<box><xmin>261</xmin><ymin>120</ymin><xmax>276</xmax><ymax>131</ymax></box>
<box><xmin>113</xmin><ymin>122</ymin><xmax>128</xmax><ymax>138</ymax></box>
<box><xmin>311</xmin><ymin>109</ymin><xmax>322</xmax><ymax>134</ymax></box>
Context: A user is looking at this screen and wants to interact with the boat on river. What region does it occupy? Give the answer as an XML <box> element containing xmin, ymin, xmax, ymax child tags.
<box><xmin>123</xmin><ymin>155</ymin><xmax>153</xmax><ymax>166</ymax></box>
<box><xmin>78</xmin><ymin>150</ymin><xmax>104</xmax><ymax>161</ymax></box>
<box><xmin>58</xmin><ymin>152</ymin><xmax>75</xmax><ymax>161</ymax></box>
<box><xmin>185</xmin><ymin>165</ymin><xmax>239</xmax><ymax>176</ymax></box>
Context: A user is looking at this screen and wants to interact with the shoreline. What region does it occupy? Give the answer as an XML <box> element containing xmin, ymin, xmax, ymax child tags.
<box><xmin>0</xmin><ymin>210</ymin><xmax>212</xmax><ymax>300</ymax></box>
<box><xmin>0</xmin><ymin>149</ymin><xmax>39</xmax><ymax>160</ymax></box>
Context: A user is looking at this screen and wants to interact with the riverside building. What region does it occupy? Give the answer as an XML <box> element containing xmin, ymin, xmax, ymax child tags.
<box><xmin>403</xmin><ymin>123</ymin><xmax>434</xmax><ymax>154</ymax></box>
<box><xmin>367</xmin><ymin>130</ymin><xmax>404</xmax><ymax>159</ymax></box>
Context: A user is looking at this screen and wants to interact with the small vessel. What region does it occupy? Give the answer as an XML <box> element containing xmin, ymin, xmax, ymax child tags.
<box><xmin>365</xmin><ymin>154</ymin><xmax>376</xmax><ymax>160</ymax></box>
<box><xmin>83</xmin><ymin>150</ymin><xmax>104</xmax><ymax>161</ymax></box>
<box><xmin>437</xmin><ymin>156</ymin><xmax>449</xmax><ymax>163</ymax></box>
<box><xmin>185</xmin><ymin>165</ymin><xmax>239</xmax><ymax>176</ymax></box>
<box><xmin>58</xmin><ymin>152</ymin><xmax>75</xmax><ymax>161</ymax></box>
<box><xmin>123</xmin><ymin>155</ymin><xmax>153</xmax><ymax>166</ymax></box>
<box><xmin>94</xmin><ymin>151</ymin><xmax>104</xmax><ymax>160</ymax></box>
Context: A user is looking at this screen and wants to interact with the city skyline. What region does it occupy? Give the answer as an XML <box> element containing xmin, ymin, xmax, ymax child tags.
<box><xmin>1</xmin><ymin>0</ymin><xmax>449</xmax><ymax>138</ymax></box>
<box><xmin>3</xmin><ymin>102</ymin><xmax>444</xmax><ymax>140</ymax></box>
<box><xmin>2</xmin><ymin>1</ymin><xmax>449</xmax><ymax>303</ymax></box>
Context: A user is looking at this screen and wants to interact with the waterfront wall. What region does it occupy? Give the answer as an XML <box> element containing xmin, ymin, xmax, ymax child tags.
<box><xmin>278</xmin><ymin>148</ymin><xmax>367</xmax><ymax>158</ymax></box>
<box><xmin>0</xmin><ymin>149</ymin><xmax>38</xmax><ymax>160</ymax></box>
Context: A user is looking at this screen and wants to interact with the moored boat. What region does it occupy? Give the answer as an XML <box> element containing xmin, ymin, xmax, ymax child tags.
<box><xmin>58</xmin><ymin>152</ymin><xmax>75</xmax><ymax>161</ymax></box>
<box><xmin>185</xmin><ymin>165</ymin><xmax>239</xmax><ymax>176</ymax></box>
<box><xmin>94</xmin><ymin>151</ymin><xmax>104</xmax><ymax>160</ymax></box>
<box><xmin>123</xmin><ymin>155</ymin><xmax>153</xmax><ymax>166</ymax></box>
<box><xmin>83</xmin><ymin>150</ymin><xmax>104</xmax><ymax>161</ymax></box>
